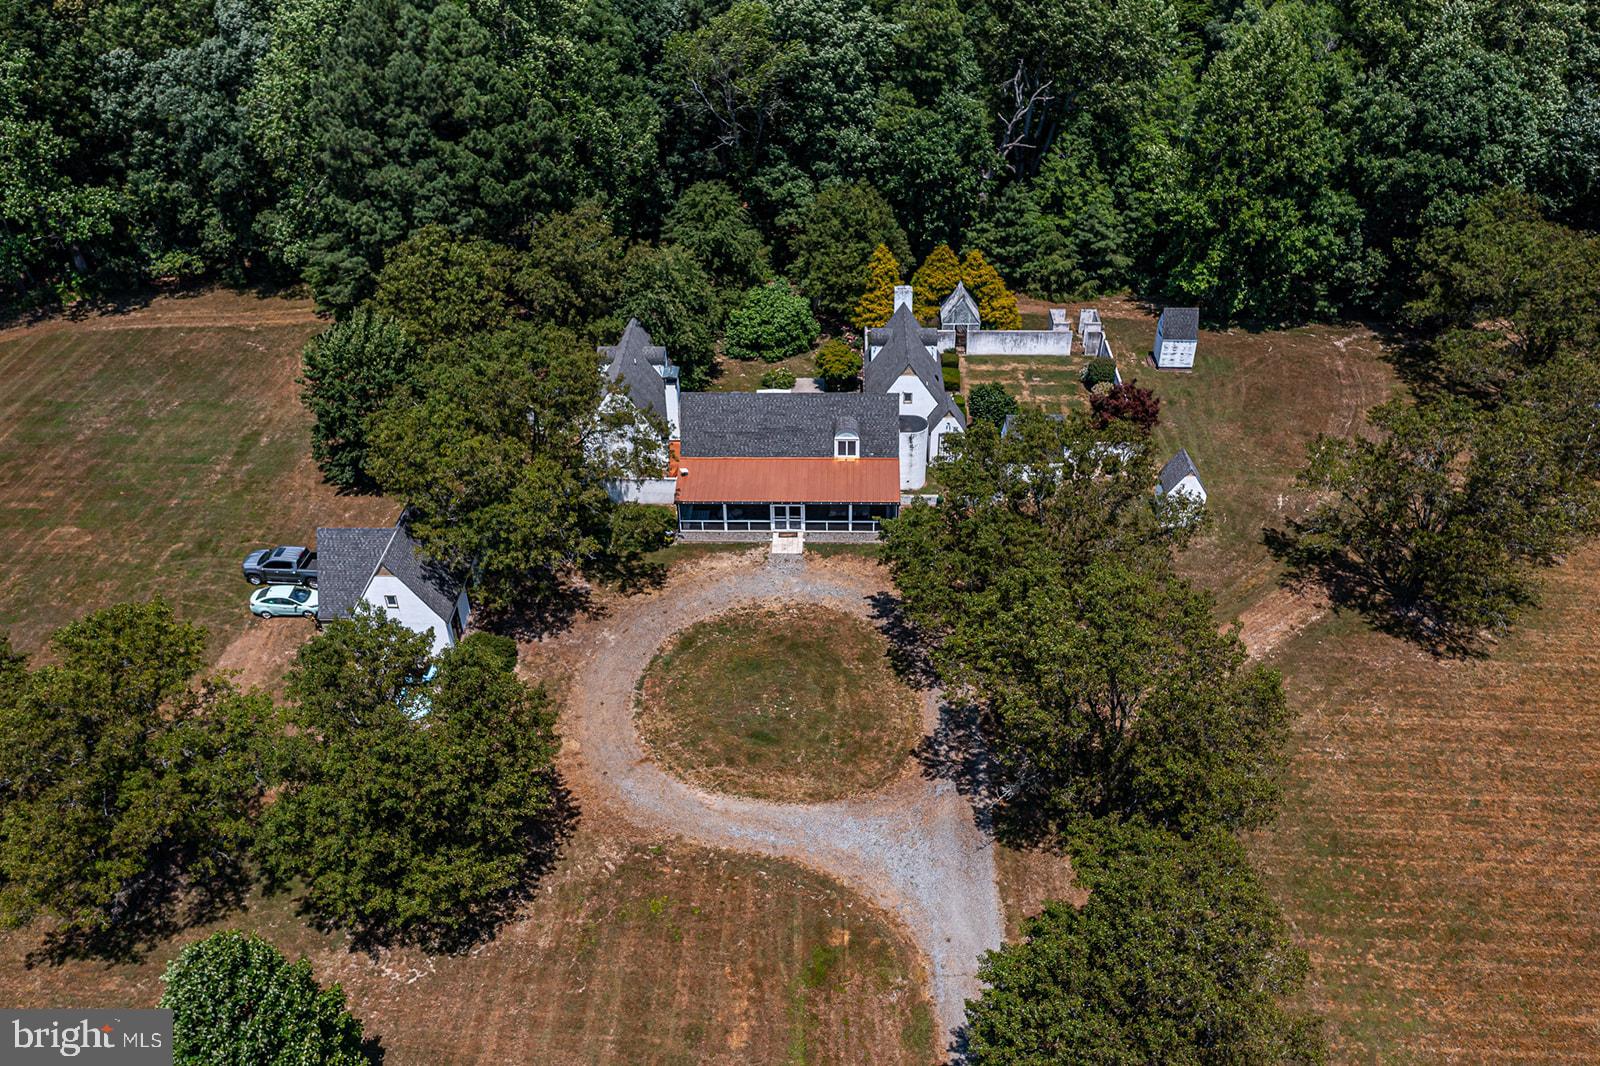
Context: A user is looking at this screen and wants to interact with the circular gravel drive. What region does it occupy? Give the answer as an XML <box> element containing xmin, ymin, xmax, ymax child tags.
<box><xmin>561</xmin><ymin>555</ymin><xmax>1003</xmax><ymax>1051</ymax></box>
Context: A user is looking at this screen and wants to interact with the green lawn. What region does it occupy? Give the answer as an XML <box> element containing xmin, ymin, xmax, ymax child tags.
<box><xmin>0</xmin><ymin>294</ymin><xmax>395</xmax><ymax>657</ymax></box>
<box><xmin>636</xmin><ymin>602</ymin><xmax>922</xmax><ymax>803</ymax></box>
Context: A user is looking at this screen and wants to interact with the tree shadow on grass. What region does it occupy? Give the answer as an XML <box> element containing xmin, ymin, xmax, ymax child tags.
<box><xmin>24</xmin><ymin>858</ymin><xmax>254</xmax><ymax>968</ymax></box>
<box><xmin>475</xmin><ymin>583</ymin><xmax>597</xmax><ymax>642</ymax></box>
<box><xmin>293</xmin><ymin>776</ymin><xmax>582</xmax><ymax>958</ymax></box>
<box><xmin>1263</xmin><ymin>523</ymin><xmax>1493</xmax><ymax>659</ymax></box>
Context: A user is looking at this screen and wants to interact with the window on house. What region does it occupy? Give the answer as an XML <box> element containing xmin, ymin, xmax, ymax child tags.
<box><xmin>835</xmin><ymin>437</ymin><xmax>858</xmax><ymax>458</ymax></box>
<box><xmin>383</xmin><ymin>595</ymin><xmax>398</xmax><ymax>609</ymax></box>
<box><xmin>901</xmin><ymin>392</ymin><xmax>913</xmax><ymax>406</ymax></box>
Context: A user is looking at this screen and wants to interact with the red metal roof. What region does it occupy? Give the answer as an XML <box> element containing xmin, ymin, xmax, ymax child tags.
<box><xmin>674</xmin><ymin>458</ymin><xmax>900</xmax><ymax>504</ymax></box>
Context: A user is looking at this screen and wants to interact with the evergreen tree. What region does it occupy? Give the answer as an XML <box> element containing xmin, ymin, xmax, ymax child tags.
<box><xmin>814</xmin><ymin>337</ymin><xmax>862</xmax><ymax>390</ymax></box>
<box><xmin>617</xmin><ymin>243</ymin><xmax>722</xmax><ymax>389</ymax></box>
<box><xmin>910</xmin><ymin>243</ymin><xmax>961</xmax><ymax>323</ymax></box>
<box><xmin>961</xmin><ymin>248</ymin><xmax>1020</xmax><ymax>330</ymax></box>
<box><xmin>850</xmin><ymin>243</ymin><xmax>902</xmax><ymax>329</ymax></box>
<box><xmin>368</xmin><ymin>226</ymin><xmax>515</xmax><ymax>351</ymax></box>
<box><xmin>789</xmin><ymin>181</ymin><xmax>909</xmax><ymax>320</ymax></box>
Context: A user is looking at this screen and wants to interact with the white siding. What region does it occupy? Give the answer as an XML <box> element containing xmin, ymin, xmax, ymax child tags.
<box><xmin>362</xmin><ymin>573</ymin><xmax>458</xmax><ymax>657</ymax></box>
<box><xmin>1163</xmin><ymin>474</ymin><xmax>1207</xmax><ymax>504</ymax></box>
<box><xmin>899</xmin><ymin>429</ymin><xmax>928</xmax><ymax>490</ymax></box>
<box><xmin>930</xmin><ymin>414</ymin><xmax>963</xmax><ymax>462</ymax></box>
<box><xmin>892</xmin><ymin>370</ymin><xmax>939</xmax><ymax>421</ymax></box>
<box><xmin>1154</xmin><ymin>329</ymin><xmax>1197</xmax><ymax>369</ymax></box>
<box><xmin>607</xmin><ymin>478</ymin><xmax>678</xmax><ymax>505</ymax></box>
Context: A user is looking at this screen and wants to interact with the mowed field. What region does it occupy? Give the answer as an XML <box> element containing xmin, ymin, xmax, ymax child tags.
<box><xmin>1252</xmin><ymin>550</ymin><xmax>1600</xmax><ymax>1062</ymax></box>
<box><xmin>0</xmin><ymin>830</ymin><xmax>935</xmax><ymax>1065</ymax></box>
<box><xmin>0</xmin><ymin>290</ymin><xmax>395</xmax><ymax>658</ymax></box>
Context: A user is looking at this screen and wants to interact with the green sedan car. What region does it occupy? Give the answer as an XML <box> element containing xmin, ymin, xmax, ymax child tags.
<box><xmin>249</xmin><ymin>584</ymin><xmax>318</xmax><ymax>618</ymax></box>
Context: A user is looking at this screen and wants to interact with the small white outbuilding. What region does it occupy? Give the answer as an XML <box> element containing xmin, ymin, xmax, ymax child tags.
<box><xmin>1154</xmin><ymin>307</ymin><xmax>1199</xmax><ymax>369</ymax></box>
<box><xmin>1156</xmin><ymin>448</ymin><xmax>1206</xmax><ymax>505</ymax></box>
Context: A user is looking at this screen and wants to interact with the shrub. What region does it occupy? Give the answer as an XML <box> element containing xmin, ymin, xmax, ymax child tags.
<box><xmin>961</xmin><ymin>249</ymin><xmax>1021</xmax><ymax>330</ymax></box>
<box><xmin>1082</xmin><ymin>358</ymin><xmax>1118</xmax><ymax>388</ymax></box>
<box><xmin>760</xmin><ymin>367</ymin><xmax>797</xmax><ymax>389</ymax></box>
<box><xmin>724</xmin><ymin>280</ymin><xmax>820</xmax><ymax>362</ymax></box>
<box><xmin>967</xmin><ymin>383</ymin><xmax>1017</xmax><ymax>427</ymax></box>
<box><xmin>1090</xmin><ymin>381</ymin><xmax>1161</xmax><ymax>433</ymax></box>
<box><xmin>815</xmin><ymin>338</ymin><xmax>863</xmax><ymax>390</ymax></box>
<box><xmin>161</xmin><ymin>931</ymin><xmax>369</xmax><ymax>1066</ymax></box>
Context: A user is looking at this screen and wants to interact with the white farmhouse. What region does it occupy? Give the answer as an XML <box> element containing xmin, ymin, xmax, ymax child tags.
<box><xmin>315</xmin><ymin>521</ymin><xmax>470</xmax><ymax>657</ymax></box>
<box><xmin>1154</xmin><ymin>307</ymin><xmax>1200</xmax><ymax>369</ymax></box>
<box><xmin>862</xmin><ymin>304</ymin><xmax>965</xmax><ymax>486</ymax></box>
<box><xmin>1156</xmin><ymin>448</ymin><xmax>1206</xmax><ymax>505</ymax></box>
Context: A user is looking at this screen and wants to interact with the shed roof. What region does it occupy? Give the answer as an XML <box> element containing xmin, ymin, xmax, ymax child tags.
<box><xmin>675</xmin><ymin>458</ymin><xmax>901</xmax><ymax>503</ymax></box>
<box><xmin>679</xmin><ymin>393</ymin><xmax>899</xmax><ymax>458</ymax></box>
<box><xmin>1158</xmin><ymin>307</ymin><xmax>1200</xmax><ymax>341</ymax></box>
<box><xmin>1157</xmin><ymin>448</ymin><xmax>1201</xmax><ymax>494</ymax></box>
<box><xmin>315</xmin><ymin>522</ymin><xmax>464</xmax><ymax>625</ymax></box>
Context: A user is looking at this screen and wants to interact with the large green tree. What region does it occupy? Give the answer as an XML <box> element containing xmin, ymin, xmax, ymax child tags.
<box><xmin>258</xmin><ymin>617</ymin><xmax>560</xmax><ymax>940</ymax></box>
<box><xmin>617</xmin><ymin>242</ymin><xmax>722</xmax><ymax>388</ymax></box>
<box><xmin>966</xmin><ymin>822</ymin><xmax>1324</xmax><ymax>1064</ymax></box>
<box><xmin>367</xmin><ymin>323</ymin><xmax>662</xmax><ymax>609</ymax></box>
<box><xmin>162</xmin><ymin>931</ymin><xmax>369</xmax><ymax>1066</ymax></box>
<box><xmin>661</xmin><ymin>180</ymin><xmax>771</xmax><ymax>292</ymax></box>
<box><xmin>514</xmin><ymin>202</ymin><xmax>629</xmax><ymax>334</ymax></box>
<box><xmin>368</xmin><ymin>226</ymin><xmax>515</xmax><ymax>351</ymax></box>
<box><xmin>299</xmin><ymin>308</ymin><xmax>418</xmax><ymax>491</ymax></box>
<box><xmin>1289</xmin><ymin>399</ymin><xmax>1599</xmax><ymax>649</ymax></box>
<box><xmin>790</xmin><ymin>181</ymin><xmax>909</xmax><ymax>320</ymax></box>
<box><xmin>0</xmin><ymin>603</ymin><xmax>273</xmax><ymax>936</ymax></box>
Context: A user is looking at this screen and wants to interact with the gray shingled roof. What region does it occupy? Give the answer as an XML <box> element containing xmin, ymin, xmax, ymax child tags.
<box><xmin>315</xmin><ymin>522</ymin><xmax>464</xmax><ymax>625</ymax></box>
<box><xmin>864</xmin><ymin>310</ymin><xmax>951</xmax><ymax>402</ymax></box>
<box><xmin>865</xmin><ymin>303</ymin><xmax>941</xmax><ymax>349</ymax></box>
<box><xmin>1157</xmin><ymin>448</ymin><xmax>1201</xmax><ymax>494</ymax></box>
<box><xmin>599</xmin><ymin>318</ymin><xmax>670</xmax><ymax>419</ymax></box>
<box><xmin>679</xmin><ymin>393</ymin><xmax>900</xmax><ymax>458</ymax></box>
<box><xmin>1159</xmin><ymin>307</ymin><xmax>1200</xmax><ymax>341</ymax></box>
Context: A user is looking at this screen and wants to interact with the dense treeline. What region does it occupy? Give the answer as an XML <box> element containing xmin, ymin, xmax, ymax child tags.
<box><xmin>6</xmin><ymin>0</ymin><xmax>1599</xmax><ymax>323</ymax></box>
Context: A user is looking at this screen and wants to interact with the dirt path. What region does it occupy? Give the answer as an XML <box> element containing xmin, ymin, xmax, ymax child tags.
<box><xmin>553</xmin><ymin>554</ymin><xmax>1003</xmax><ymax>1054</ymax></box>
<box><xmin>1236</xmin><ymin>585</ymin><xmax>1328</xmax><ymax>661</ymax></box>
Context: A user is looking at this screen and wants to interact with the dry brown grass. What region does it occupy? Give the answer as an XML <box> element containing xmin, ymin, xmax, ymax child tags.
<box><xmin>1249</xmin><ymin>546</ymin><xmax>1600</xmax><ymax>1062</ymax></box>
<box><xmin>0</xmin><ymin>289</ymin><xmax>395</xmax><ymax>658</ymax></box>
<box><xmin>636</xmin><ymin>603</ymin><xmax>922</xmax><ymax>803</ymax></box>
<box><xmin>0</xmin><ymin>830</ymin><xmax>936</xmax><ymax>1065</ymax></box>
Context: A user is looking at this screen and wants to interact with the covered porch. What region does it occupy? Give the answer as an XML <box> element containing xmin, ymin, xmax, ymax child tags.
<box><xmin>674</xmin><ymin>457</ymin><xmax>901</xmax><ymax>541</ymax></box>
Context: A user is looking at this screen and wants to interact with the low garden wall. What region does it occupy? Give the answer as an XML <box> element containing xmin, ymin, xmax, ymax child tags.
<box><xmin>965</xmin><ymin>330</ymin><xmax>1074</xmax><ymax>356</ymax></box>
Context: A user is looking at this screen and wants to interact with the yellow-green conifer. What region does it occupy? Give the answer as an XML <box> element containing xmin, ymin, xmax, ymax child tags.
<box><xmin>850</xmin><ymin>244</ymin><xmax>902</xmax><ymax>329</ymax></box>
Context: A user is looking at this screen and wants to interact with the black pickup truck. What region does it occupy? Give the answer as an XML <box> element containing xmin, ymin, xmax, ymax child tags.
<box><xmin>242</xmin><ymin>545</ymin><xmax>318</xmax><ymax>587</ymax></box>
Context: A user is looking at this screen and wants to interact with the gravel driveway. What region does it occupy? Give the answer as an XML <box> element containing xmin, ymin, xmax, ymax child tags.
<box><xmin>558</xmin><ymin>554</ymin><xmax>1003</xmax><ymax>1053</ymax></box>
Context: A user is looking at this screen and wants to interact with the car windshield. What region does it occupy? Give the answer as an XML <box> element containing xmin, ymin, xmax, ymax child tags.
<box><xmin>290</xmin><ymin>588</ymin><xmax>311</xmax><ymax>603</ymax></box>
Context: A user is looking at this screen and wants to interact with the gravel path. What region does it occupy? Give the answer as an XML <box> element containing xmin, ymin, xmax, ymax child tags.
<box><xmin>559</xmin><ymin>555</ymin><xmax>1002</xmax><ymax>1053</ymax></box>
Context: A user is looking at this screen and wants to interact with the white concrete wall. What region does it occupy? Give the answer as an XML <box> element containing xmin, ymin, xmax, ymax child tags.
<box><xmin>935</xmin><ymin>330</ymin><xmax>957</xmax><ymax>353</ymax></box>
<box><xmin>607</xmin><ymin>478</ymin><xmax>678</xmax><ymax>505</ymax></box>
<box><xmin>899</xmin><ymin>429</ymin><xmax>928</xmax><ymax>490</ymax></box>
<box><xmin>363</xmin><ymin>573</ymin><xmax>456</xmax><ymax>657</ymax></box>
<box><xmin>965</xmin><ymin>329</ymin><xmax>1074</xmax><ymax>356</ymax></box>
